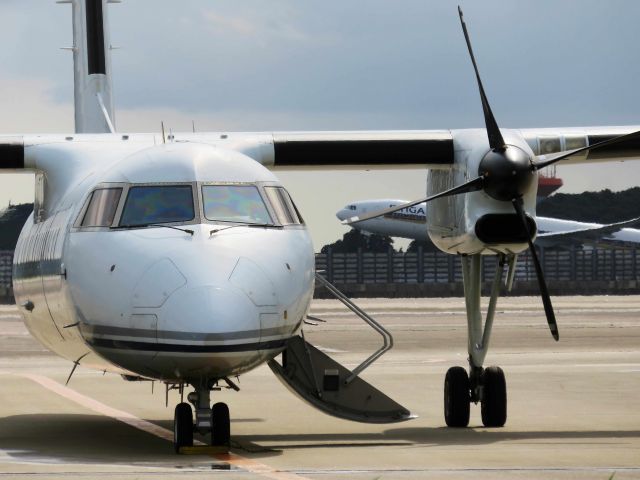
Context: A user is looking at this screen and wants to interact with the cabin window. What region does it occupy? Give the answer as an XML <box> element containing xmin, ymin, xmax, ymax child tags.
<box><xmin>264</xmin><ymin>186</ymin><xmax>304</xmax><ymax>225</ymax></box>
<box><xmin>81</xmin><ymin>187</ymin><xmax>122</xmax><ymax>227</ymax></box>
<box><xmin>202</xmin><ymin>185</ymin><xmax>272</xmax><ymax>224</ymax></box>
<box><xmin>119</xmin><ymin>185</ymin><xmax>194</xmax><ymax>227</ymax></box>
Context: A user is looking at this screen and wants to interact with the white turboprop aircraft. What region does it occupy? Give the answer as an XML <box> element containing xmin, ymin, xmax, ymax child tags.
<box><xmin>337</xmin><ymin>199</ymin><xmax>640</xmax><ymax>247</ymax></box>
<box><xmin>2</xmin><ymin>1</ymin><xmax>640</xmax><ymax>449</ymax></box>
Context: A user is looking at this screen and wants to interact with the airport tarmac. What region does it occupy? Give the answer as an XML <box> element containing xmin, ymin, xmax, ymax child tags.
<box><xmin>1</xmin><ymin>296</ymin><xmax>639</xmax><ymax>479</ymax></box>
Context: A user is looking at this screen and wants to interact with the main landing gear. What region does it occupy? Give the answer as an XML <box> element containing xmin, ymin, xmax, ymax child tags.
<box><xmin>444</xmin><ymin>365</ymin><xmax>506</xmax><ymax>427</ymax></box>
<box><xmin>444</xmin><ymin>254</ymin><xmax>509</xmax><ymax>428</ymax></box>
<box><xmin>173</xmin><ymin>383</ymin><xmax>231</xmax><ymax>453</ymax></box>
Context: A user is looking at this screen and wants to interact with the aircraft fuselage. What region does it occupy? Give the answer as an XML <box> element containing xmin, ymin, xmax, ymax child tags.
<box><xmin>12</xmin><ymin>141</ymin><xmax>315</xmax><ymax>383</ymax></box>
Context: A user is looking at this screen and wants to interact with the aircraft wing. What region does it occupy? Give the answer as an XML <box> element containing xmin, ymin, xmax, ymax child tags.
<box><xmin>538</xmin><ymin>216</ymin><xmax>640</xmax><ymax>241</ymax></box>
<box><xmin>4</xmin><ymin>125</ymin><xmax>640</xmax><ymax>172</ymax></box>
<box><xmin>268</xmin><ymin>126</ymin><xmax>640</xmax><ymax>169</ymax></box>
<box><xmin>520</xmin><ymin>126</ymin><xmax>640</xmax><ymax>166</ymax></box>
<box><xmin>1</xmin><ymin>131</ymin><xmax>455</xmax><ymax>172</ymax></box>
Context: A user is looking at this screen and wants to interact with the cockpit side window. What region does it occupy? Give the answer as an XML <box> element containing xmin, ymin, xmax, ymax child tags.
<box><xmin>81</xmin><ymin>188</ymin><xmax>122</xmax><ymax>227</ymax></box>
<box><xmin>119</xmin><ymin>185</ymin><xmax>194</xmax><ymax>227</ymax></box>
<box><xmin>202</xmin><ymin>185</ymin><xmax>272</xmax><ymax>224</ymax></box>
<box><xmin>264</xmin><ymin>186</ymin><xmax>304</xmax><ymax>225</ymax></box>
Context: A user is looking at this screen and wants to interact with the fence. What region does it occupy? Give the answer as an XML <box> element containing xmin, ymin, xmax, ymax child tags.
<box><xmin>0</xmin><ymin>251</ymin><xmax>12</xmax><ymax>301</ymax></box>
<box><xmin>1</xmin><ymin>247</ymin><xmax>639</xmax><ymax>300</ymax></box>
<box><xmin>315</xmin><ymin>246</ymin><xmax>640</xmax><ymax>297</ymax></box>
<box><xmin>317</xmin><ymin>246</ymin><xmax>639</xmax><ymax>284</ymax></box>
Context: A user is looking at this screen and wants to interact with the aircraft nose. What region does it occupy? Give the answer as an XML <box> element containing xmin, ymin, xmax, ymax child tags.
<box><xmin>126</xmin><ymin>241</ymin><xmax>277</xmax><ymax>333</ymax></box>
<box><xmin>336</xmin><ymin>207</ymin><xmax>351</xmax><ymax>221</ymax></box>
<box><xmin>159</xmin><ymin>284</ymin><xmax>263</xmax><ymax>339</ymax></box>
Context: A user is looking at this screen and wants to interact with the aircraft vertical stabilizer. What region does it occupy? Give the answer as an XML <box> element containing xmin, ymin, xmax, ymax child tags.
<box><xmin>59</xmin><ymin>0</ymin><xmax>117</xmax><ymax>133</ymax></box>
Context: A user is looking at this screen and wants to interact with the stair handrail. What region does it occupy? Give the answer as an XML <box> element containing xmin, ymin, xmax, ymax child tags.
<box><xmin>314</xmin><ymin>273</ymin><xmax>394</xmax><ymax>384</ymax></box>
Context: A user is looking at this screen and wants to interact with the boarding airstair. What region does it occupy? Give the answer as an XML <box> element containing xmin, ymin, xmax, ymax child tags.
<box><xmin>268</xmin><ymin>274</ymin><xmax>413</xmax><ymax>424</ymax></box>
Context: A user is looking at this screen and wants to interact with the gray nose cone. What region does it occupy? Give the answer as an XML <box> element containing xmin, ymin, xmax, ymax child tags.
<box><xmin>478</xmin><ymin>145</ymin><xmax>535</xmax><ymax>201</ymax></box>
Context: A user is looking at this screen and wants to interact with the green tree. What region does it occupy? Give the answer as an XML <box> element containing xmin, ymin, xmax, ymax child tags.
<box><xmin>0</xmin><ymin>203</ymin><xmax>33</xmax><ymax>250</ymax></box>
<box><xmin>407</xmin><ymin>239</ymin><xmax>439</xmax><ymax>253</ymax></box>
<box><xmin>320</xmin><ymin>230</ymin><xmax>395</xmax><ymax>253</ymax></box>
<box><xmin>537</xmin><ymin>187</ymin><xmax>640</xmax><ymax>223</ymax></box>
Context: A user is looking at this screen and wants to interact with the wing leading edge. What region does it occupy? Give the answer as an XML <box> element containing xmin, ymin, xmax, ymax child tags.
<box><xmin>271</xmin><ymin>131</ymin><xmax>454</xmax><ymax>170</ymax></box>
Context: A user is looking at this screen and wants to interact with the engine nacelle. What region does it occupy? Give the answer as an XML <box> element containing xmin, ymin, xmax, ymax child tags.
<box><xmin>426</xmin><ymin>129</ymin><xmax>538</xmax><ymax>255</ymax></box>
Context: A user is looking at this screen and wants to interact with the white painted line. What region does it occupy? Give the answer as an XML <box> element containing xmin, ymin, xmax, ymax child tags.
<box><xmin>315</xmin><ymin>346</ymin><xmax>346</xmax><ymax>353</ymax></box>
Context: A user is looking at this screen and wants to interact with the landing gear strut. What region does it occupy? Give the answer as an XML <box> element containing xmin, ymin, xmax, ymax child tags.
<box><xmin>172</xmin><ymin>382</ymin><xmax>231</xmax><ymax>453</ymax></box>
<box><xmin>444</xmin><ymin>254</ymin><xmax>508</xmax><ymax>428</ymax></box>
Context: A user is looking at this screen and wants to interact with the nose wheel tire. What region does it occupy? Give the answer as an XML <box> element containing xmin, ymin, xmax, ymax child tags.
<box><xmin>481</xmin><ymin>366</ymin><xmax>507</xmax><ymax>427</ymax></box>
<box><xmin>211</xmin><ymin>402</ymin><xmax>230</xmax><ymax>446</ymax></box>
<box><xmin>174</xmin><ymin>402</ymin><xmax>194</xmax><ymax>453</ymax></box>
<box><xmin>444</xmin><ymin>366</ymin><xmax>470</xmax><ymax>427</ymax></box>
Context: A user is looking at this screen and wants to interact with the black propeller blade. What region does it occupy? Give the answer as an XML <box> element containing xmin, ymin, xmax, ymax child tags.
<box><xmin>512</xmin><ymin>197</ymin><xmax>559</xmax><ymax>341</ymax></box>
<box><xmin>534</xmin><ymin>128</ymin><xmax>640</xmax><ymax>170</ymax></box>
<box><xmin>341</xmin><ymin>175</ymin><xmax>485</xmax><ymax>225</ymax></box>
<box><xmin>458</xmin><ymin>6</ymin><xmax>559</xmax><ymax>339</ymax></box>
<box><xmin>458</xmin><ymin>6</ymin><xmax>505</xmax><ymax>151</ymax></box>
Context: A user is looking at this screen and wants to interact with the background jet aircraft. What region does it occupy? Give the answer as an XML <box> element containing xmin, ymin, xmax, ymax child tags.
<box><xmin>2</xmin><ymin>1</ymin><xmax>640</xmax><ymax>450</ymax></box>
<box><xmin>337</xmin><ymin>199</ymin><xmax>640</xmax><ymax>248</ymax></box>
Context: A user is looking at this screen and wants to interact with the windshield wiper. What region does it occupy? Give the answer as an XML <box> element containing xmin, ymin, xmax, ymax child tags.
<box><xmin>147</xmin><ymin>224</ymin><xmax>194</xmax><ymax>236</ymax></box>
<box><xmin>111</xmin><ymin>224</ymin><xmax>194</xmax><ymax>236</ymax></box>
<box><xmin>210</xmin><ymin>223</ymin><xmax>283</xmax><ymax>236</ymax></box>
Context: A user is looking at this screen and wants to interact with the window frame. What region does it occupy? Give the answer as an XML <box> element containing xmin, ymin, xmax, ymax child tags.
<box><xmin>79</xmin><ymin>187</ymin><xmax>123</xmax><ymax>228</ymax></box>
<box><xmin>74</xmin><ymin>182</ymin><xmax>128</xmax><ymax>231</ymax></box>
<box><xmin>115</xmin><ymin>182</ymin><xmax>199</xmax><ymax>228</ymax></box>
<box><xmin>263</xmin><ymin>184</ymin><xmax>305</xmax><ymax>226</ymax></box>
<box><xmin>74</xmin><ymin>182</ymin><xmax>200</xmax><ymax>231</ymax></box>
<box><xmin>73</xmin><ymin>181</ymin><xmax>306</xmax><ymax>231</ymax></box>
<box><xmin>199</xmin><ymin>182</ymin><xmax>274</xmax><ymax>226</ymax></box>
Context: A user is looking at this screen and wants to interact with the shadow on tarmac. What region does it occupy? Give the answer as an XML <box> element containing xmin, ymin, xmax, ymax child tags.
<box><xmin>234</xmin><ymin>427</ymin><xmax>640</xmax><ymax>457</ymax></box>
<box><xmin>2</xmin><ymin>413</ymin><xmax>639</xmax><ymax>462</ymax></box>
<box><xmin>0</xmin><ymin>414</ymin><xmax>173</xmax><ymax>463</ymax></box>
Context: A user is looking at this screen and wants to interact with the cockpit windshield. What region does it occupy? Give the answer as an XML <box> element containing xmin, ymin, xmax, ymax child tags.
<box><xmin>202</xmin><ymin>185</ymin><xmax>272</xmax><ymax>225</ymax></box>
<box><xmin>120</xmin><ymin>185</ymin><xmax>195</xmax><ymax>227</ymax></box>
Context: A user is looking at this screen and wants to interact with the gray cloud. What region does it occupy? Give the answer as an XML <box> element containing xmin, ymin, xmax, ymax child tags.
<box><xmin>4</xmin><ymin>0</ymin><xmax>640</xmax><ymax>129</ymax></box>
<box><xmin>2</xmin><ymin>1</ymin><xmax>640</xmax><ymax>247</ymax></box>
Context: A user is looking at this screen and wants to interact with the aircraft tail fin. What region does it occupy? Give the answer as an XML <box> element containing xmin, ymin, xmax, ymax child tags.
<box><xmin>58</xmin><ymin>0</ymin><xmax>118</xmax><ymax>133</ymax></box>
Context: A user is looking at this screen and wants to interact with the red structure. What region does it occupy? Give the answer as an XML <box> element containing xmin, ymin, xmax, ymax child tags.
<box><xmin>537</xmin><ymin>166</ymin><xmax>563</xmax><ymax>199</ymax></box>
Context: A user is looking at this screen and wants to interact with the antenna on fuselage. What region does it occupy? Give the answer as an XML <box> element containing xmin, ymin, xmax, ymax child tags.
<box><xmin>161</xmin><ymin>121</ymin><xmax>166</xmax><ymax>144</ymax></box>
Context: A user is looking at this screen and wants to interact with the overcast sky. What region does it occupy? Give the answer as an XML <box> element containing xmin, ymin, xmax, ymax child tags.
<box><xmin>1</xmin><ymin>1</ymin><xmax>640</xmax><ymax>249</ymax></box>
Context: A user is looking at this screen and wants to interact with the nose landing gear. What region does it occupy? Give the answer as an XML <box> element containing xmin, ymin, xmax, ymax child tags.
<box><xmin>172</xmin><ymin>383</ymin><xmax>232</xmax><ymax>453</ymax></box>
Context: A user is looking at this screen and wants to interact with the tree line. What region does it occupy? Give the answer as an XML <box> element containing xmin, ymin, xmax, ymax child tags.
<box><xmin>2</xmin><ymin>186</ymin><xmax>640</xmax><ymax>251</ymax></box>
